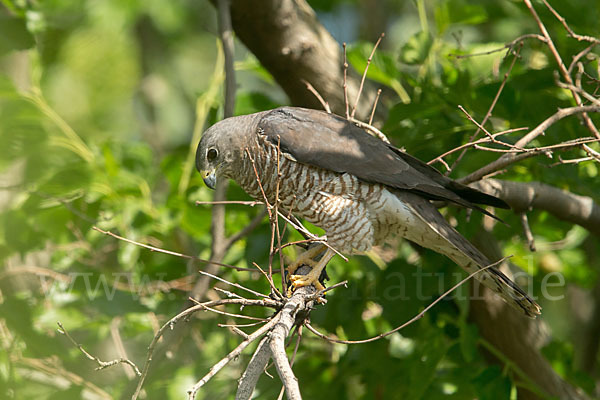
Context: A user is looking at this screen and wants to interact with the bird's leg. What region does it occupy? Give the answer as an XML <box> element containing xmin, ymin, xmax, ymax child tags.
<box><xmin>289</xmin><ymin>248</ymin><xmax>336</xmax><ymax>292</ymax></box>
<box><xmin>286</xmin><ymin>243</ymin><xmax>327</xmax><ymax>276</ymax></box>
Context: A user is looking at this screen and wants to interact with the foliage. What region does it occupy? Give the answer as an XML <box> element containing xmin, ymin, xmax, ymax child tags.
<box><xmin>0</xmin><ymin>0</ymin><xmax>599</xmax><ymax>399</ymax></box>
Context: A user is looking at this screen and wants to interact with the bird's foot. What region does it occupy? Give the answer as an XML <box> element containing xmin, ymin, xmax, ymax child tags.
<box><xmin>286</xmin><ymin>256</ymin><xmax>317</xmax><ymax>277</ymax></box>
<box><xmin>289</xmin><ymin>268</ymin><xmax>327</xmax><ymax>293</ymax></box>
<box><xmin>286</xmin><ymin>244</ymin><xmax>326</xmax><ymax>276</ymax></box>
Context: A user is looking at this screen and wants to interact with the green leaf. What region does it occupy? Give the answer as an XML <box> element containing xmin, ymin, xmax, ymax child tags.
<box><xmin>406</xmin><ymin>329</ymin><xmax>450</xmax><ymax>400</ymax></box>
<box><xmin>0</xmin><ymin>13</ymin><xmax>35</xmax><ymax>55</ymax></box>
<box><xmin>472</xmin><ymin>366</ymin><xmax>511</xmax><ymax>400</ymax></box>
<box><xmin>399</xmin><ymin>31</ymin><xmax>433</xmax><ymax>65</ymax></box>
<box><xmin>459</xmin><ymin>322</ymin><xmax>479</xmax><ymax>362</ymax></box>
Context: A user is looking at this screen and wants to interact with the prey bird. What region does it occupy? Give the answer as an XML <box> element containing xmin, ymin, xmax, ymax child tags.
<box><xmin>196</xmin><ymin>107</ymin><xmax>541</xmax><ymax>317</ymax></box>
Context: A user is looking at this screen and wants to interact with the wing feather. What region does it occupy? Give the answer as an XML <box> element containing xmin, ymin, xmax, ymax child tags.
<box><xmin>257</xmin><ymin>107</ymin><xmax>508</xmax><ymax>211</ymax></box>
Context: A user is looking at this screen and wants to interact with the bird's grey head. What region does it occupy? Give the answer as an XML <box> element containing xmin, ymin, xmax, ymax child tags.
<box><xmin>195</xmin><ymin>113</ymin><xmax>264</xmax><ymax>189</ymax></box>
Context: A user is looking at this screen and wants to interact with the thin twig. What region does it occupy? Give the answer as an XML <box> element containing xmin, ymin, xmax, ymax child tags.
<box><xmin>458</xmin><ymin>105</ymin><xmax>525</xmax><ymax>151</ymax></box>
<box><xmin>305</xmin><ymin>258</ymin><xmax>509</xmax><ymax>344</ymax></box>
<box><xmin>274</xmin><ymin>137</ymin><xmax>287</xmax><ymax>295</ymax></box>
<box><xmin>368</xmin><ymin>89</ymin><xmax>382</xmax><ymax>126</ymax></box>
<box><xmin>343</xmin><ymin>43</ymin><xmax>350</xmax><ymax>119</ymax></box>
<box><xmin>448</xmin><ymin>34</ymin><xmax>546</xmax><ymax>59</ymax></box>
<box><xmin>275</xmin><ymin>213</ymin><xmax>348</xmax><ymax>262</ymax></box>
<box><xmin>246</xmin><ymin>149</ymin><xmax>273</xmax><ymax>219</ymax></box>
<box><xmin>429</xmin><ymin>127</ymin><xmax>529</xmax><ymax>167</ymax></box>
<box><xmin>188</xmin><ymin>314</ymin><xmax>282</xmax><ymax>399</ymax></box>
<box><xmin>583</xmin><ymin>143</ymin><xmax>600</xmax><ymax>162</ymax></box>
<box><xmin>567</xmin><ymin>43</ymin><xmax>598</xmax><ymax>76</ymax></box>
<box><xmin>459</xmin><ymin>105</ymin><xmax>600</xmax><ymax>184</ymax></box>
<box><xmin>197</xmin><ymin>270</ymin><xmax>270</xmax><ymax>299</ymax></box>
<box><xmin>447</xmin><ymin>44</ymin><xmax>522</xmax><ymax>173</ymax></box>
<box><xmin>308</xmin><ymin>280</ymin><xmax>348</xmax><ymax>301</ymax></box>
<box><xmin>541</xmin><ymin>0</ymin><xmax>600</xmax><ymax>44</ymax></box>
<box><xmin>57</xmin><ymin>322</ymin><xmax>142</xmax><ymax>376</ymax></box>
<box><xmin>110</xmin><ymin>317</ymin><xmax>137</xmax><ymax>379</ymax></box>
<box><xmin>253</xmin><ymin>262</ymin><xmax>283</xmax><ymax>300</ymax></box>
<box><xmin>132</xmin><ymin>298</ymin><xmax>279</xmax><ymax>400</ymax></box>
<box><xmin>519</xmin><ymin>212</ymin><xmax>536</xmax><ymax>252</ymax></box>
<box><xmin>218</xmin><ymin>321</ymin><xmax>267</xmax><ymax>329</ymax></box>
<box><xmin>196</xmin><ymin>200</ymin><xmax>263</xmax><ymax>207</ymax></box>
<box><xmin>348</xmin><ymin>117</ymin><xmax>391</xmax><ymax>143</ymax></box>
<box><xmin>302</xmin><ymin>80</ymin><xmax>331</xmax><ymax>113</ymax></box>
<box><xmin>189</xmin><ymin>298</ymin><xmax>269</xmax><ymax>321</ymax></box>
<box><xmin>92</xmin><ymin>227</ymin><xmax>255</xmax><ymax>272</ymax></box>
<box><xmin>523</xmin><ymin>0</ymin><xmax>600</xmax><ymax>139</ymax></box>
<box><xmin>351</xmin><ymin>33</ymin><xmax>385</xmax><ymax>118</ymax></box>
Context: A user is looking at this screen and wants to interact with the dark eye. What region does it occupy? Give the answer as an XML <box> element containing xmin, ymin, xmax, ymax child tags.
<box><xmin>206</xmin><ymin>148</ymin><xmax>218</xmax><ymax>162</ymax></box>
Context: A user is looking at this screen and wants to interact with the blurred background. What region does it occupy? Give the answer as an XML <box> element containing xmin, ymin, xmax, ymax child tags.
<box><xmin>0</xmin><ymin>0</ymin><xmax>599</xmax><ymax>399</ymax></box>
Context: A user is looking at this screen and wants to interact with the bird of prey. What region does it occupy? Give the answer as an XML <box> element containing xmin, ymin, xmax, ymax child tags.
<box><xmin>196</xmin><ymin>107</ymin><xmax>541</xmax><ymax>317</ymax></box>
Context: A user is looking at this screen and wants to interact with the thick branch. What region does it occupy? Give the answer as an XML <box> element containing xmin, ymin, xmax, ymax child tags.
<box><xmin>472</xmin><ymin>179</ymin><xmax>600</xmax><ymax>237</ymax></box>
<box><xmin>470</xmin><ymin>231</ymin><xmax>589</xmax><ymax>400</ymax></box>
<box><xmin>268</xmin><ymin>267</ymin><xmax>315</xmax><ymax>400</ymax></box>
<box><xmin>225</xmin><ymin>0</ymin><xmax>382</xmax><ymax>121</ymax></box>
<box><xmin>235</xmin><ymin>337</ymin><xmax>272</xmax><ymax>400</ymax></box>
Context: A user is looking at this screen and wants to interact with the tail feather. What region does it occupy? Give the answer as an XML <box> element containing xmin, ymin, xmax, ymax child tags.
<box><xmin>397</xmin><ymin>191</ymin><xmax>541</xmax><ymax>318</ymax></box>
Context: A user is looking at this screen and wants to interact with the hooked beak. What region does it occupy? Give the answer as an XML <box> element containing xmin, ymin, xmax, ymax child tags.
<box><xmin>201</xmin><ymin>169</ymin><xmax>217</xmax><ymax>190</ymax></box>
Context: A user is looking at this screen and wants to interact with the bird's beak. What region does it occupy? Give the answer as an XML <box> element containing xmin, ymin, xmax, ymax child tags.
<box><xmin>201</xmin><ymin>169</ymin><xmax>217</xmax><ymax>190</ymax></box>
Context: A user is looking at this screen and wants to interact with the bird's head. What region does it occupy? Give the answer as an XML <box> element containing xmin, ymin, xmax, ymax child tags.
<box><xmin>195</xmin><ymin>113</ymin><xmax>265</xmax><ymax>189</ymax></box>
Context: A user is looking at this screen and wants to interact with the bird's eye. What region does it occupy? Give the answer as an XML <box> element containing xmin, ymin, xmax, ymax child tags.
<box><xmin>207</xmin><ymin>148</ymin><xmax>218</xmax><ymax>162</ymax></box>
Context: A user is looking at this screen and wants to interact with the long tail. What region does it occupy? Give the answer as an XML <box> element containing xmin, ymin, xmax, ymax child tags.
<box><xmin>397</xmin><ymin>191</ymin><xmax>541</xmax><ymax>318</ymax></box>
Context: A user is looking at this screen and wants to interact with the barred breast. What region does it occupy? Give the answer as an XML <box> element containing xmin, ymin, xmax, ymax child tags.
<box><xmin>223</xmin><ymin>136</ymin><xmax>416</xmax><ymax>254</ymax></box>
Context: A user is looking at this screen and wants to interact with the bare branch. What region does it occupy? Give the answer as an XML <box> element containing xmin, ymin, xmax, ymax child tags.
<box><xmin>189</xmin><ymin>298</ymin><xmax>269</xmax><ymax>321</ymax></box>
<box><xmin>302</xmin><ymin>80</ymin><xmax>331</xmax><ymax>113</ymax></box>
<box><xmin>57</xmin><ymin>322</ymin><xmax>141</xmax><ymax>376</ymax></box>
<box><xmin>519</xmin><ymin>212</ymin><xmax>537</xmax><ymax>252</ymax></box>
<box><xmin>523</xmin><ymin>0</ymin><xmax>600</xmax><ymax>139</ymax></box>
<box><xmin>235</xmin><ymin>337</ymin><xmax>272</xmax><ymax>400</ymax></box>
<box><xmin>269</xmin><ymin>284</ymin><xmax>314</xmax><ymax>399</ymax></box>
<box><xmin>196</xmin><ymin>200</ymin><xmax>263</xmax><ymax>206</ymax></box>
<box><xmin>348</xmin><ymin>117</ymin><xmax>391</xmax><ymax>143</ymax></box>
<box><xmin>459</xmin><ymin>105</ymin><xmax>600</xmax><ymax>184</ymax></box>
<box><xmin>448</xmin><ymin>34</ymin><xmax>546</xmax><ymax>59</ymax></box>
<box><xmin>447</xmin><ymin>42</ymin><xmax>523</xmax><ymax>174</ymax></box>
<box><xmin>471</xmin><ymin>179</ymin><xmax>600</xmax><ymax>237</ymax></box>
<box><xmin>306</xmin><ymin>258</ymin><xmax>508</xmax><ymax>344</ymax></box>
<box><xmin>541</xmin><ymin>0</ymin><xmax>600</xmax><ymax>44</ymax></box>
<box><xmin>351</xmin><ymin>32</ymin><xmax>385</xmax><ymax>119</ymax></box>
<box><xmin>343</xmin><ymin>43</ymin><xmax>349</xmax><ymax>119</ymax></box>
<box><xmin>198</xmin><ymin>269</ymin><xmax>271</xmax><ymax>299</ymax></box>
<box><xmin>368</xmin><ymin>88</ymin><xmax>382</xmax><ymax>126</ymax></box>
<box><xmin>188</xmin><ymin>314</ymin><xmax>282</xmax><ymax>399</ymax></box>
<box><xmin>219</xmin><ymin>0</ymin><xmax>236</xmax><ymax>118</ymax></box>
<box><xmin>92</xmin><ymin>226</ymin><xmax>256</xmax><ymax>272</ymax></box>
<box><xmin>132</xmin><ymin>298</ymin><xmax>279</xmax><ymax>400</ymax></box>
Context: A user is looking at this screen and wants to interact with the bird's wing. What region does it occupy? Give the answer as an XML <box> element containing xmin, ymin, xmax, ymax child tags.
<box><xmin>257</xmin><ymin>107</ymin><xmax>508</xmax><ymax>210</ymax></box>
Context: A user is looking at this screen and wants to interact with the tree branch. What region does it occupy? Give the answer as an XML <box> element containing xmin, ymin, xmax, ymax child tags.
<box><xmin>224</xmin><ymin>0</ymin><xmax>383</xmax><ymax>121</ymax></box>
<box><xmin>471</xmin><ymin>179</ymin><xmax>600</xmax><ymax>237</ymax></box>
<box><xmin>459</xmin><ymin>105</ymin><xmax>600</xmax><ymax>184</ymax></box>
<box><xmin>235</xmin><ymin>337</ymin><xmax>272</xmax><ymax>400</ymax></box>
<box><xmin>267</xmin><ymin>277</ymin><xmax>315</xmax><ymax>400</ymax></box>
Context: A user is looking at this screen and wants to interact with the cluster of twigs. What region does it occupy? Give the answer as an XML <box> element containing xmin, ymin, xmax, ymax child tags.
<box><xmin>55</xmin><ymin>1</ymin><xmax>600</xmax><ymax>399</ymax></box>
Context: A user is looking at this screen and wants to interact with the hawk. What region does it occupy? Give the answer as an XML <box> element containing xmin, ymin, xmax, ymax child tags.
<box><xmin>196</xmin><ymin>107</ymin><xmax>541</xmax><ymax>317</ymax></box>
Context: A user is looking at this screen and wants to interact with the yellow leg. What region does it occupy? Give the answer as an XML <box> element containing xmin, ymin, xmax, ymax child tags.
<box><xmin>286</xmin><ymin>244</ymin><xmax>327</xmax><ymax>276</ymax></box>
<box><xmin>289</xmin><ymin>248</ymin><xmax>336</xmax><ymax>292</ymax></box>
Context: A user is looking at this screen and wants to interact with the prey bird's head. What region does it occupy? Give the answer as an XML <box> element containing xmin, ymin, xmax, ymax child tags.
<box><xmin>195</xmin><ymin>113</ymin><xmax>265</xmax><ymax>189</ymax></box>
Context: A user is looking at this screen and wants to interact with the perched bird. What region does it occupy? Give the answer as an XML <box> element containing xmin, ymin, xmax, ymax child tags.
<box><xmin>196</xmin><ymin>107</ymin><xmax>541</xmax><ymax>317</ymax></box>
